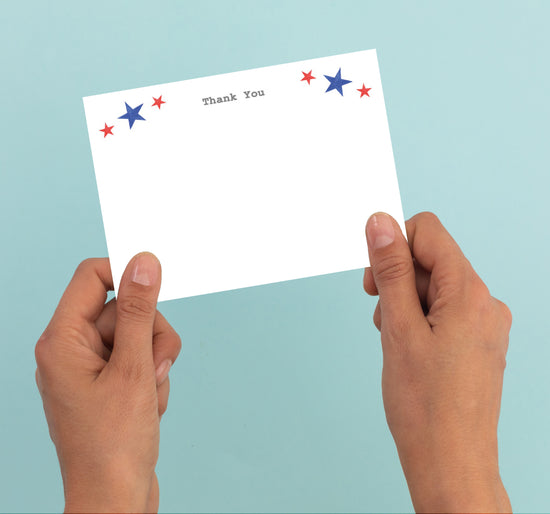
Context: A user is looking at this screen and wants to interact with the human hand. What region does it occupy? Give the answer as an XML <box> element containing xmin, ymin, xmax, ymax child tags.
<box><xmin>363</xmin><ymin>212</ymin><xmax>512</xmax><ymax>513</ymax></box>
<box><xmin>35</xmin><ymin>253</ymin><xmax>181</xmax><ymax>513</ymax></box>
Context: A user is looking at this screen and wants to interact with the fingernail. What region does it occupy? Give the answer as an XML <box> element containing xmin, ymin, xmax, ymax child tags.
<box><xmin>367</xmin><ymin>213</ymin><xmax>395</xmax><ymax>250</ymax></box>
<box><xmin>156</xmin><ymin>359</ymin><xmax>172</xmax><ymax>386</ymax></box>
<box><xmin>131</xmin><ymin>252</ymin><xmax>159</xmax><ymax>286</ymax></box>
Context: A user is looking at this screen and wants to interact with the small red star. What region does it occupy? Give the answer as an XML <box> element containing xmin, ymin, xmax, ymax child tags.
<box><xmin>301</xmin><ymin>70</ymin><xmax>315</xmax><ymax>85</ymax></box>
<box><xmin>357</xmin><ymin>84</ymin><xmax>372</xmax><ymax>98</ymax></box>
<box><xmin>152</xmin><ymin>95</ymin><xmax>166</xmax><ymax>109</ymax></box>
<box><xmin>99</xmin><ymin>123</ymin><xmax>114</xmax><ymax>137</ymax></box>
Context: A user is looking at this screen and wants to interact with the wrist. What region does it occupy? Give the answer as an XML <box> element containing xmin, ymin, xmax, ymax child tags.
<box><xmin>406</xmin><ymin>463</ymin><xmax>509</xmax><ymax>513</ymax></box>
<box><xmin>398</xmin><ymin>444</ymin><xmax>511</xmax><ymax>513</ymax></box>
<box><xmin>62</xmin><ymin>459</ymin><xmax>151</xmax><ymax>513</ymax></box>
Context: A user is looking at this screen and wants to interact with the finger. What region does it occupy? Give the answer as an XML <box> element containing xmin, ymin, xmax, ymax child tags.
<box><xmin>363</xmin><ymin>267</ymin><xmax>378</xmax><ymax>295</ymax></box>
<box><xmin>50</xmin><ymin>258</ymin><xmax>114</xmax><ymax>326</ymax></box>
<box><xmin>368</xmin><ymin>264</ymin><xmax>430</xmax><ymax>331</ymax></box>
<box><xmin>414</xmin><ymin>261</ymin><xmax>432</xmax><ymax>311</ymax></box>
<box><xmin>365</xmin><ymin>261</ymin><xmax>431</xmax><ymax>305</ymax></box>
<box><xmin>96</xmin><ymin>300</ymin><xmax>182</xmax><ymax>381</ymax></box>
<box><xmin>35</xmin><ymin>368</ymin><xmax>43</xmax><ymax>395</ymax></box>
<box><xmin>157</xmin><ymin>377</ymin><xmax>170</xmax><ymax>418</ymax></box>
<box><xmin>110</xmin><ymin>252</ymin><xmax>162</xmax><ymax>375</ymax></box>
<box><xmin>366</xmin><ymin>213</ymin><xmax>428</xmax><ymax>337</ymax></box>
<box><xmin>373</xmin><ymin>300</ymin><xmax>381</xmax><ymax>331</ymax></box>
<box><xmin>95</xmin><ymin>298</ymin><xmax>117</xmax><ymax>346</ymax></box>
<box><xmin>152</xmin><ymin>318</ymin><xmax>181</xmax><ymax>376</ymax></box>
<box><xmin>405</xmin><ymin>212</ymin><xmax>477</xmax><ymax>305</ymax></box>
<box><xmin>155</xmin><ymin>356</ymin><xmax>173</xmax><ymax>388</ymax></box>
<box><xmin>406</xmin><ymin>212</ymin><xmax>469</xmax><ymax>276</ymax></box>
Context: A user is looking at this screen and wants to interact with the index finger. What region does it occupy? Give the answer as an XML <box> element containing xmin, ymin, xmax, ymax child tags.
<box><xmin>52</xmin><ymin>258</ymin><xmax>114</xmax><ymax>325</ymax></box>
<box><xmin>405</xmin><ymin>212</ymin><xmax>469</xmax><ymax>274</ymax></box>
<box><xmin>405</xmin><ymin>212</ymin><xmax>481</xmax><ymax>308</ymax></box>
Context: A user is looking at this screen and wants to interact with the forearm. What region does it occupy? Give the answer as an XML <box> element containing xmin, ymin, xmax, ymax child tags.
<box><xmin>62</xmin><ymin>462</ymin><xmax>151</xmax><ymax>514</ymax></box>
<box><xmin>406</xmin><ymin>468</ymin><xmax>510</xmax><ymax>513</ymax></box>
<box><xmin>399</xmin><ymin>443</ymin><xmax>511</xmax><ymax>513</ymax></box>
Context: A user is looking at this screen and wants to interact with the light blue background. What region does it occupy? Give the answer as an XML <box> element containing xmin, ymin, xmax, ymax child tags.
<box><xmin>1</xmin><ymin>1</ymin><xmax>549</xmax><ymax>512</ymax></box>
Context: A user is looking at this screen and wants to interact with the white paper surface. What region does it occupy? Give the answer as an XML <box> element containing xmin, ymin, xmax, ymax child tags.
<box><xmin>83</xmin><ymin>49</ymin><xmax>405</xmax><ymax>302</ymax></box>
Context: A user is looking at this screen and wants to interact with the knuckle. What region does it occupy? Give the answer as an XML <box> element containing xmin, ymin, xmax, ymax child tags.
<box><xmin>35</xmin><ymin>368</ymin><xmax>42</xmax><ymax>393</ymax></box>
<box><xmin>487</xmin><ymin>341</ymin><xmax>509</xmax><ymax>371</ymax></box>
<box><xmin>417</xmin><ymin>211</ymin><xmax>440</xmax><ymax>223</ymax></box>
<box><xmin>415</xmin><ymin>211</ymin><xmax>441</xmax><ymax>227</ymax></box>
<box><xmin>373</xmin><ymin>254</ymin><xmax>412</xmax><ymax>286</ymax></box>
<box><xmin>174</xmin><ymin>332</ymin><xmax>183</xmax><ymax>354</ymax></box>
<box><xmin>462</xmin><ymin>272</ymin><xmax>491</xmax><ymax>311</ymax></box>
<box><xmin>373</xmin><ymin>306</ymin><xmax>381</xmax><ymax>332</ymax></box>
<box><xmin>502</xmin><ymin>303</ymin><xmax>513</xmax><ymax>328</ymax></box>
<box><xmin>493</xmin><ymin>298</ymin><xmax>513</xmax><ymax>329</ymax></box>
<box><xmin>34</xmin><ymin>331</ymin><xmax>52</xmax><ymax>369</ymax></box>
<box><xmin>75</xmin><ymin>258</ymin><xmax>96</xmax><ymax>276</ymax></box>
<box><xmin>118</xmin><ymin>294</ymin><xmax>156</xmax><ymax>322</ymax></box>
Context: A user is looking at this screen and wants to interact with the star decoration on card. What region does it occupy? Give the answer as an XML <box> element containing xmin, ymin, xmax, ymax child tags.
<box><xmin>324</xmin><ymin>68</ymin><xmax>352</xmax><ymax>96</ymax></box>
<box><xmin>99</xmin><ymin>123</ymin><xmax>114</xmax><ymax>137</ymax></box>
<box><xmin>118</xmin><ymin>102</ymin><xmax>146</xmax><ymax>129</ymax></box>
<box><xmin>152</xmin><ymin>95</ymin><xmax>166</xmax><ymax>109</ymax></box>
<box><xmin>301</xmin><ymin>70</ymin><xmax>315</xmax><ymax>85</ymax></box>
<box><xmin>357</xmin><ymin>84</ymin><xmax>372</xmax><ymax>97</ymax></box>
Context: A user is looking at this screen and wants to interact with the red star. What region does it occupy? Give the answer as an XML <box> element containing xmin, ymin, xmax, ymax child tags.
<box><xmin>99</xmin><ymin>123</ymin><xmax>114</xmax><ymax>137</ymax></box>
<box><xmin>152</xmin><ymin>95</ymin><xmax>166</xmax><ymax>109</ymax></box>
<box><xmin>357</xmin><ymin>84</ymin><xmax>372</xmax><ymax>97</ymax></box>
<box><xmin>301</xmin><ymin>70</ymin><xmax>315</xmax><ymax>85</ymax></box>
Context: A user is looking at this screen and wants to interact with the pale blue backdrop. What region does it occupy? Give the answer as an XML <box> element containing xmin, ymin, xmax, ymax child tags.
<box><xmin>1</xmin><ymin>1</ymin><xmax>549</xmax><ymax>512</ymax></box>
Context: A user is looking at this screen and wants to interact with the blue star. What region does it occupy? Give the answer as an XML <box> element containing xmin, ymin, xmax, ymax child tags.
<box><xmin>324</xmin><ymin>68</ymin><xmax>352</xmax><ymax>96</ymax></box>
<box><xmin>118</xmin><ymin>102</ymin><xmax>146</xmax><ymax>129</ymax></box>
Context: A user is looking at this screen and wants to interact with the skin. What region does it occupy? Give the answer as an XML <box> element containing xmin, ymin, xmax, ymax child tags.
<box><xmin>363</xmin><ymin>211</ymin><xmax>512</xmax><ymax>513</ymax></box>
<box><xmin>35</xmin><ymin>212</ymin><xmax>512</xmax><ymax>513</ymax></box>
<box><xmin>35</xmin><ymin>252</ymin><xmax>181</xmax><ymax>513</ymax></box>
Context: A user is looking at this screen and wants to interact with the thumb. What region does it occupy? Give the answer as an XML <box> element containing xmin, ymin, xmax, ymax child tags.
<box><xmin>111</xmin><ymin>252</ymin><xmax>162</xmax><ymax>375</ymax></box>
<box><xmin>366</xmin><ymin>213</ymin><xmax>426</xmax><ymax>336</ymax></box>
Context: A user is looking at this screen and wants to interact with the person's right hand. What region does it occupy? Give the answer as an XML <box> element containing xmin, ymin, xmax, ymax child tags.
<box><xmin>363</xmin><ymin>212</ymin><xmax>512</xmax><ymax>513</ymax></box>
<box><xmin>35</xmin><ymin>253</ymin><xmax>181</xmax><ymax>513</ymax></box>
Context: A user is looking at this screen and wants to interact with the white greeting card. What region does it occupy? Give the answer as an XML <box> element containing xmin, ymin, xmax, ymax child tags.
<box><xmin>83</xmin><ymin>49</ymin><xmax>405</xmax><ymax>302</ymax></box>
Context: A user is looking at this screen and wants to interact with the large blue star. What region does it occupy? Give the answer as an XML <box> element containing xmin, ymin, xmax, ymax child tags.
<box><xmin>324</xmin><ymin>68</ymin><xmax>352</xmax><ymax>96</ymax></box>
<box><xmin>118</xmin><ymin>102</ymin><xmax>146</xmax><ymax>129</ymax></box>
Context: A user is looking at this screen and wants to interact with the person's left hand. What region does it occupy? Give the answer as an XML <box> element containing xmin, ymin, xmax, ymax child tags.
<box><xmin>35</xmin><ymin>253</ymin><xmax>181</xmax><ymax>513</ymax></box>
